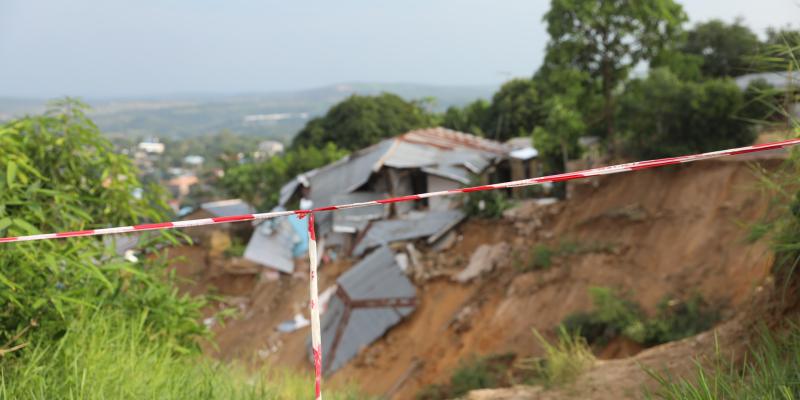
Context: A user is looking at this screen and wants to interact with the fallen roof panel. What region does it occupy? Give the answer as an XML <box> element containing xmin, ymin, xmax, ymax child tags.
<box><xmin>352</xmin><ymin>210</ymin><xmax>466</xmax><ymax>256</ymax></box>
<box><xmin>200</xmin><ymin>199</ymin><xmax>255</xmax><ymax>218</ymax></box>
<box><xmin>312</xmin><ymin>246</ymin><xmax>416</xmax><ymax>374</ymax></box>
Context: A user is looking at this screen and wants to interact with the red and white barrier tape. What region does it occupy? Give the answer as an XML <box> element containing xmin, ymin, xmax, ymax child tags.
<box><xmin>2</xmin><ymin>137</ymin><xmax>799</xmax><ymax>400</ymax></box>
<box><xmin>305</xmin><ymin>213</ymin><xmax>323</xmax><ymax>400</ymax></box>
<box><xmin>2</xmin><ymin>138</ymin><xmax>797</xmax><ymax>244</ymax></box>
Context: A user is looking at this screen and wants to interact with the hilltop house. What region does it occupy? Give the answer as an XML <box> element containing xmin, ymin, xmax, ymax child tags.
<box><xmin>243</xmin><ymin>127</ymin><xmax>510</xmax><ymax>273</ymax></box>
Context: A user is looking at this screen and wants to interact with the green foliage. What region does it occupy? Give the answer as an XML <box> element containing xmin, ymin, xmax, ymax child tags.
<box><xmin>533</xmin><ymin>97</ymin><xmax>585</xmax><ymax>170</ymax></box>
<box><xmin>291</xmin><ymin>93</ymin><xmax>434</xmax><ymax>151</ymax></box>
<box><xmin>530</xmin><ymin>245</ymin><xmax>553</xmax><ymax>270</ymax></box>
<box><xmin>528</xmin><ymin>327</ymin><xmax>595</xmax><ymax>387</ymax></box>
<box><xmin>415</xmin><ymin>353</ymin><xmax>521</xmax><ymax>400</ymax></box>
<box><xmin>618</xmin><ymin>68</ymin><xmax>756</xmax><ymax>158</ymax></box>
<box><xmin>440</xmin><ymin>99</ymin><xmax>490</xmax><ymax>136</ymax></box>
<box><xmin>679</xmin><ymin>19</ymin><xmax>761</xmax><ymax>78</ymax></box>
<box><xmin>650</xmin><ymin>49</ymin><xmax>705</xmax><ymax>82</ymax></box>
<box><xmin>0</xmin><ymin>100</ymin><xmax>204</xmax><ymax>351</ymax></box>
<box><xmin>741</xmin><ymin>79</ymin><xmax>785</xmax><ymax>123</ymax></box>
<box><xmin>543</xmin><ymin>0</ymin><xmax>687</xmax><ymax>138</ymax></box>
<box><xmin>764</xmin><ymin>27</ymin><xmax>800</xmax><ymax>66</ymax></box>
<box><xmin>0</xmin><ymin>311</ymin><xmax>364</xmax><ymax>400</ymax></box>
<box><xmin>645</xmin><ymin>324</ymin><xmax>800</xmax><ymax>400</ymax></box>
<box><xmin>642</xmin><ymin>295</ymin><xmax>719</xmax><ymax>346</ymax></box>
<box><xmin>562</xmin><ymin>287</ymin><xmax>719</xmax><ymax>347</ymax></box>
<box><xmin>219</xmin><ymin>142</ymin><xmax>348</xmax><ymax>211</ymax></box>
<box><xmin>516</xmin><ymin>241</ymin><xmax>616</xmax><ymax>273</ymax></box>
<box><xmin>484</xmin><ymin>79</ymin><xmax>544</xmax><ymax>141</ymax></box>
<box><xmin>224</xmin><ymin>237</ymin><xmax>247</xmax><ymax>258</ymax></box>
<box><xmin>462</xmin><ymin>189</ymin><xmax>512</xmax><ymax>219</ymax></box>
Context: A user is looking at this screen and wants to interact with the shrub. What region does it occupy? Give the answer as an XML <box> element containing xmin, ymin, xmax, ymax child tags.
<box><xmin>562</xmin><ymin>287</ymin><xmax>719</xmax><ymax>347</ymax></box>
<box><xmin>618</xmin><ymin>68</ymin><xmax>756</xmax><ymax>159</ymax></box>
<box><xmin>416</xmin><ymin>353</ymin><xmax>520</xmax><ymax>400</ymax></box>
<box><xmin>0</xmin><ymin>100</ymin><xmax>205</xmax><ymax>351</ymax></box>
<box><xmin>463</xmin><ymin>189</ymin><xmax>512</xmax><ymax>219</ymax></box>
<box><xmin>642</xmin><ymin>295</ymin><xmax>720</xmax><ymax>346</ymax></box>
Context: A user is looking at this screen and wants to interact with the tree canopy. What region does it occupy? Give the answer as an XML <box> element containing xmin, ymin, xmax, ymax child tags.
<box><xmin>617</xmin><ymin>68</ymin><xmax>755</xmax><ymax>158</ymax></box>
<box><xmin>680</xmin><ymin>19</ymin><xmax>761</xmax><ymax>78</ymax></box>
<box><xmin>291</xmin><ymin>93</ymin><xmax>434</xmax><ymax>151</ymax></box>
<box><xmin>483</xmin><ymin>78</ymin><xmax>544</xmax><ymax>141</ymax></box>
<box><xmin>543</xmin><ymin>0</ymin><xmax>687</xmax><ymax>139</ymax></box>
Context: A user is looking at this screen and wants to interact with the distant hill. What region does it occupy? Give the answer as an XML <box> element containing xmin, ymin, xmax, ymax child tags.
<box><xmin>0</xmin><ymin>83</ymin><xmax>496</xmax><ymax>141</ymax></box>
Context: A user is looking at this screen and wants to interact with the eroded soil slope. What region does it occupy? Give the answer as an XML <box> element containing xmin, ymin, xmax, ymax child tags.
<box><xmin>175</xmin><ymin>155</ymin><xmax>783</xmax><ymax>399</ymax></box>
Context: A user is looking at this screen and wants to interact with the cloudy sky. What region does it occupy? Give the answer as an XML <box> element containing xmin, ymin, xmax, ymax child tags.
<box><xmin>1</xmin><ymin>0</ymin><xmax>798</xmax><ymax>98</ymax></box>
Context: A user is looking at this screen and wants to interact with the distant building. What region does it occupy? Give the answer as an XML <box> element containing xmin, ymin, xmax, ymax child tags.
<box><xmin>138</xmin><ymin>141</ymin><xmax>165</xmax><ymax>154</ymax></box>
<box><xmin>183</xmin><ymin>155</ymin><xmax>205</xmax><ymax>167</ymax></box>
<box><xmin>254</xmin><ymin>140</ymin><xmax>285</xmax><ymax>159</ymax></box>
<box><xmin>167</xmin><ymin>174</ymin><xmax>199</xmax><ymax>198</ymax></box>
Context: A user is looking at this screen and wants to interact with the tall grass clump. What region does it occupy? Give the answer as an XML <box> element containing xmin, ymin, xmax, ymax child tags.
<box><xmin>525</xmin><ymin>327</ymin><xmax>595</xmax><ymax>387</ymax></box>
<box><xmin>645</xmin><ymin>324</ymin><xmax>800</xmax><ymax>400</ymax></box>
<box><xmin>0</xmin><ymin>311</ymin><xmax>362</xmax><ymax>400</ymax></box>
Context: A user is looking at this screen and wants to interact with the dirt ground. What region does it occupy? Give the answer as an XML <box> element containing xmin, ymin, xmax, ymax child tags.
<box><xmin>168</xmin><ymin>154</ymin><xmax>785</xmax><ymax>399</ymax></box>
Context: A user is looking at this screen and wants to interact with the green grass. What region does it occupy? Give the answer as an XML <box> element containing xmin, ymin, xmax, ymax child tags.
<box><xmin>516</xmin><ymin>240</ymin><xmax>616</xmax><ymax>273</ymax></box>
<box><xmin>526</xmin><ymin>327</ymin><xmax>595</xmax><ymax>388</ymax></box>
<box><xmin>645</xmin><ymin>324</ymin><xmax>800</xmax><ymax>399</ymax></box>
<box><xmin>0</xmin><ymin>312</ymin><xmax>362</xmax><ymax>400</ymax></box>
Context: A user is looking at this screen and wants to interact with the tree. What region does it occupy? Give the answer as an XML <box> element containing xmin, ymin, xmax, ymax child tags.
<box><xmin>617</xmin><ymin>68</ymin><xmax>755</xmax><ymax>158</ymax></box>
<box><xmin>220</xmin><ymin>143</ymin><xmax>347</xmax><ymax>210</ymax></box>
<box><xmin>679</xmin><ymin>19</ymin><xmax>761</xmax><ymax>78</ymax></box>
<box><xmin>441</xmin><ymin>99</ymin><xmax>490</xmax><ymax>136</ymax></box>
<box><xmin>291</xmin><ymin>93</ymin><xmax>434</xmax><ymax>151</ymax></box>
<box><xmin>484</xmin><ymin>78</ymin><xmax>544</xmax><ymax>141</ymax></box>
<box><xmin>543</xmin><ymin>0</ymin><xmax>687</xmax><ymax>142</ymax></box>
<box><xmin>533</xmin><ymin>97</ymin><xmax>585</xmax><ymax>171</ymax></box>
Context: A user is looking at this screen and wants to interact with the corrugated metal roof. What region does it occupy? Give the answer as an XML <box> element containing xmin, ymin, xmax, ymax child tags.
<box><xmin>332</xmin><ymin>192</ymin><xmax>388</xmax><ymax>234</ymax></box>
<box><xmin>421</xmin><ymin>165</ymin><xmax>472</xmax><ymax>184</ymax></box>
<box><xmin>401</xmin><ymin>127</ymin><xmax>509</xmax><ymax>155</ymax></box>
<box><xmin>243</xmin><ymin>214</ymin><xmax>307</xmax><ymax>273</ymax></box>
<box><xmin>200</xmin><ymin>199</ymin><xmax>255</xmax><ymax>218</ymax></box>
<box><xmin>510</xmin><ymin>147</ymin><xmax>538</xmax><ymax>160</ymax></box>
<box><xmin>103</xmin><ymin>234</ymin><xmax>140</xmax><ymax>256</ymax></box>
<box><xmin>313</xmin><ymin>246</ymin><xmax>416</xmax><ymax>373</ymax></box>
<box><xmin>735</xmin><ymin>71</ymin><xmax>798</xmax><ymax>90</ymax></box>
<box><xmin>352</xmin><ymin>210</ymin><xmax>466</xmax><ymax>256</ymax></box>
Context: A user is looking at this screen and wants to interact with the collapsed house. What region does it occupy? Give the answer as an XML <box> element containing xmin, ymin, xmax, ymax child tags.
<box><xmin>244</xmin><ymin>127</ymin><xmax>509</xmax><ymax>273</ymax></box>
<box><xmin>311</xmin><ymin>246</ymin><xmax>417</xmax><ymax>374</ymax></box>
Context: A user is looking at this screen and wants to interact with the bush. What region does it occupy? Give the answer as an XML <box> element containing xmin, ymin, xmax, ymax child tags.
<box><xmin>0</xmin><ymin>100</ymin><xmax>204</xmax><ymax>351</ymax></box>
<box><xmin>642</xmin><ymin>295</ymin><xmax>719</xmax><ymax>346</ymax></box>
<box><xmin>0</xmin><ymin>311</ymin><xmax>364</xmax><ymax>400</ymax></box>
<box><xmin>618</xmin><ymin>68</ymin><xmax>756</xmax><ymax>159</ymax></box>
<box><xmin>463</xmin><ymin>189</ymin><xmax>512</xmax><ymax>219</ymax></box>
<box><xmin>416</xmin><ymin>353</ymin><xmax>520</xmax><ymax>400</ymax></box>
<box><xmin>562</xmin><ymin>287</ymin><xmax>719</xmax><ymax>347</ymax></box>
